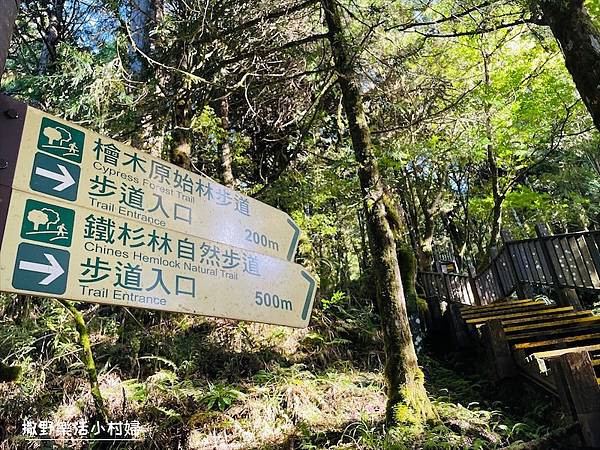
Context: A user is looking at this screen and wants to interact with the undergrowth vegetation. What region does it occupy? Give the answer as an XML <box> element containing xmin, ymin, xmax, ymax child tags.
<box><xmin>0</xmin><ymin>293</ymin><xmax>562</xmax><ymax>449</ymax></box>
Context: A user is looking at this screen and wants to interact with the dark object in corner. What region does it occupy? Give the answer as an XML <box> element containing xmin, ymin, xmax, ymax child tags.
<box><xmin>0</xmin><ymin>362</ymin><xmax>22</xmax><ymax>382</ymax></box>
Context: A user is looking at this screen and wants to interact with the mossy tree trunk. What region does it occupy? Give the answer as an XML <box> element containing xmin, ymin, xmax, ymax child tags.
<box><xmin>57</xmin><ymin>300</ymin><xmax>109</xmax><ymax>425</ymax></box>
<box><xmin>397</xmin><ymin>245</ymin><xmax>426</xmax><ymax>354</ymax></box>
<box><xmin>218</xmin><ymin>96</ymin><xmax>236</xmax><ymax>188</ymax></box>
<box><xmin>169</xmin><ymin>96</ymin><xmax>193</xmax><ymax>172</ymax></box>
<box><xmin>321</xmin><ymin>0</ymin><xmax>435</xmax><ymax>425</ymax></box>
<box><xmin>533</xmin><ymin>0</ymin><xmax>600</xmax><ymax>132</ymax></box>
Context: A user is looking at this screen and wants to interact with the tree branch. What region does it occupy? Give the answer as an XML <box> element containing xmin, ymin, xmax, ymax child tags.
<box><xmin>414</xmin><ymin>19</ymin><xmax>531</xmax><ymax>38</ymax></box>
<box><xmin>215</xmin><ymin>0</ymin><xmax>319</xmax><ymax>41</ymax></box>
<box><xmin>372</xmin><ymin>81</ymin><xmax>482</xmax><ymax>135</ymax></box>
<box><xmin>385</xmin><ymin>1</ymin><xmax>495</xmax><ymax>32</ymax></box>
<box><xmin>206</xmin><ymin>32</ymin><xmax>329</xmax><ymax>75</ymax></box>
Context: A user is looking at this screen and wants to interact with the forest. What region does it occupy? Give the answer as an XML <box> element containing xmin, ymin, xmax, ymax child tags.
<box><xmin>0</xmin><ymin>0</ymin><xmax>600</xmax><ymax>448</ymax></box>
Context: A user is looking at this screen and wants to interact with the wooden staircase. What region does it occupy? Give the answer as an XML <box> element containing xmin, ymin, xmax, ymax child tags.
<box><xmin>459</xmin><ymin>300</ymin><xmax>600</xmax><ymax>385</ymax></box>
<box><xmin>453</xmin><ymin>299</ymin><xmax>600</xmax><ymax>448</ymax></box>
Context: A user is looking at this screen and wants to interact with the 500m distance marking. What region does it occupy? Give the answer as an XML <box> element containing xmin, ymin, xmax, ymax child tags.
<box><xmin>255</xmin><ymin>291</ymin><xmax>292</xmax><ymax>311</ymax></box>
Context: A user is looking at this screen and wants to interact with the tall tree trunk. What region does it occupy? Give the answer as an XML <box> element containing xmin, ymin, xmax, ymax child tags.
<box><xmin>419</xmin><ymin>211</ymin><xmax>435</xmax><ymax>271</ymax></box>
<box><xmin>169</xmin><ymin>99</ymin><xmax>192</xmax><ymax>169</ymax></box>
<box><xmin>128</xmin><ymin>0</ymin><xmax>162</xmax><ymax>80</ymax></box>
<box><xmin>488</xmin><ymin>194</ymin><xmax>503</xmax><ymax>252</ymax></box>
<box><xmin>0</xmin><ymin>0</ymin><xmax>20</xmax><ymax>79</ymax></box>
<box><xmin>357</xmin><ymin>209</ymin><xmax>369</xmax><ymax>270</ymax></box>
<box><xmin>482</xmin><ymin>48</ymin><xmax>504</xmax><ymax>257</ymax></box>
<box><xmin>335</xmin><ymin>208</ymin><xmax>350</xmax><ymax>292</ymax></box>
<box><xmin>397</xmin><ymin>245</ymin><xmax>426</xmax><ymax>355</ymax></box>
<box><xmin>38</xmin><ymin>0</ymin><xmax>64</xmax><ymax>75</ymax></box>
<box><xmin>127</xmin><ymin>0</ymin><xmax>164</xmax><ymax>155</ymax></box>
<box><xmin>321</xmin><ymin>0</ymin><xmax>434</xmax><ymax>424</ymax></box>
<box><xmin>395</xmin><ymin>178</ymin><xmax>419</xmax><ymax>255</ymax></box>
<box><xmin>442</xmin><ymin>211</ymin><xmax>467</xmax><ymax>271</ymax></box>
<box><xmin>397</xmin><ymin>173</ymin><xmax>427</xmax><ymax>269</ymax></box>
<box><xmin>218</xmin><ymin>96</ymin><xmax>235</xmax><ymax>188</ymax></box>
<box><xmin>171</xmin><ymin>135</ymin><xmax>191</xmax><ymax>170</ymax></box>
<box><xmin>534</xmin><ymin>0</ymin><xmax>600</xmax><ymax>132</ymax></box>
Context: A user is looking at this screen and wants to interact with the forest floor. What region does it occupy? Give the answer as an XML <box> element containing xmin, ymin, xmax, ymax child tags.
<box><xmin>0</xmin><ymin>296</ymin><xmax>580</xmax><ymax>449</ymax></box>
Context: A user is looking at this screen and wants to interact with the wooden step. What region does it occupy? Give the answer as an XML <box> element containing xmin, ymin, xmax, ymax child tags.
<box><xmin>501</xmin><ymin>311</ymin><xmax>591</xmax><ymax>327</ymax></box>
<box><xmin>460</xmin><ymin>299</ymin><xmax>535</xmax><ymax>310</ymax></box>
<box><xmin>458</xmin><ymin>303</ymin><xmax>475</xmax><ymax>309</ymax></box>
<box><xmin>513</xmin><ymin>333</ymin><xmax>600</xmax><ymax>351</ymax></box>
<box><xmin>531</xmin><ymin>344</ymin><xmax>600</xmax><ymax>360</ymax></box>
<box><xmin>465</xmin><ymin>306</ymin><xmax>574</xmax><ymax>325</ymax></box>
<box><xmin>506</xmin><ymin>324</ymin><xmax>600</xmax><ymax>343</ymax></box>
<box><xmin>460</xmin><ymin>300</ymin><xmax>540</xmax><ymax>314</ymax></box>
<box><xmin>461</xmin><ymin>303</ymin><xmax>551</xmax><ymax>319</ymax></box>
<box><xmin>593</xmin><ymin>359</ymin><xmax>600</xmax><ymax>367</ymax></box>
<box><xmin>504</xmin><ymin>316</ymin><xmax>600</xmax><ymax>334</ymax></box>
<box><xmin>461</xmin><ymin>300</ymin><xmax>546</xmax><ymax>315</ymax></box>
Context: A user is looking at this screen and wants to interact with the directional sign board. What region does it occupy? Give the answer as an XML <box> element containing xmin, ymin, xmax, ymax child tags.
<box><xmin>0</xmin><ymin>95</ymin><xmax>317</xmax><ymax>328</ymax></box>
<box><xmin>0</xmin><ymin>188</ymin><xmax>316</xmax><ymax>327</ymax></box>
<box><xmin>0</xmin><ymin>95</ymin><xmax>301</xmax><ymax>261</ymax></box>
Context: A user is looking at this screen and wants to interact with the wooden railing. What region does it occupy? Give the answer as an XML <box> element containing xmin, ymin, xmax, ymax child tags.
<box><xmin>419</xmin><ymin>272</ymin><xmax>477</xmax><ymax>305</ymax></box>
<box><xmin>418</xmin><ymin>225</ymin><xmax>600</xmax><ymax>306</ymax></box>
<box><xmin>509</xmin><ymin>229</ymin><xmax>600</xmax><ymax>290</ymax></box>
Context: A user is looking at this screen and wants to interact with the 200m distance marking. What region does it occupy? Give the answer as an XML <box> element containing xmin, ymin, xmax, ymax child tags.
<box><xmin>255</xmin><ymin>291</ymin><xmax>292</xmax><ymax>311</ymax></box>
<box><xmin>245</xmin><ymin>228</ymin><xmax>280</xmax><ymax>251</ymax></box>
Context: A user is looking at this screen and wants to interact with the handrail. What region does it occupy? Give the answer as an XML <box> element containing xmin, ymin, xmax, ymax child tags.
<box><xmin>509</xmin><ymin>229</ymin><xmax>599</xmax><ymax>244</ymax></box>
<box><xmin>418</xmin><ymin>226</ymin><xmax>600</xmax><ymax>305</ymax></box>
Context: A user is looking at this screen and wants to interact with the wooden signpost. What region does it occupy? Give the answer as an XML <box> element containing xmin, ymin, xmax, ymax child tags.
<box><xmin>0</xmin><ymin>95</ymin><xmax>317</xmax><ymax>328</ymax></box>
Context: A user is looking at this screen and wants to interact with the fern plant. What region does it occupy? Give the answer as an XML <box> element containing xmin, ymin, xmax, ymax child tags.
<box><xmin>200</xmin><ymin>383</ymin><xmax>245</xmax><ymax>412</ymax></box>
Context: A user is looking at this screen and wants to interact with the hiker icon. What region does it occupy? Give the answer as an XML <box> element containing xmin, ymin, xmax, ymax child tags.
<box><xmin>25</xmin><ymin>208</ymin><xmax>71</xmax><ymax>242</ymax></box>
<box><xmin>37</xmin><ymin>117</ymin><xmax>84</xmax><ymax>163</ymax></box>
<box><xmin>56</xmin><ymin>223</ymin><xmax>67</xmax><ymax>237</ymax></box>
<box><xmin>20</xmin><ymin>198</ymin><xmax>75</xmax><ymax>248</ymax></box>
